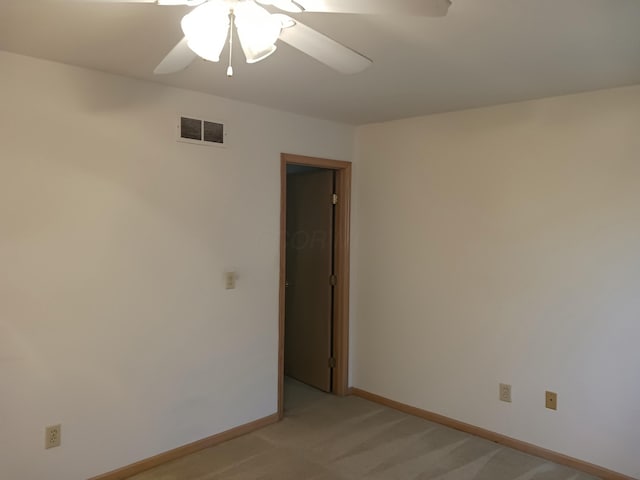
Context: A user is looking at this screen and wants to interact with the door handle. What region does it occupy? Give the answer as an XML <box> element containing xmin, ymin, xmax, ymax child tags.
<box><xmin>285</xmin><ymin>280</ymin><xmax>290</xmax><ymax>288</ymax></box>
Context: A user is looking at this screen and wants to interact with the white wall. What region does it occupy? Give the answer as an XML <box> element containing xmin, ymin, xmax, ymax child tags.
<box><xmin>354</xmin><ymin>86</ymin><xmax>640</xmax><ymax>478</ymax></box>
<box><xmin>0</xmin><ymin>51</ymin><xmax>354</xmax><ymax>480</ymax></box>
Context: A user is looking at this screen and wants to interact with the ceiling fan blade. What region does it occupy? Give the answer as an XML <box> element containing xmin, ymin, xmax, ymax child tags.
<box><xmin>278</xmin><ymin>18</ymin><xmax>372</xmax><ymax>74</ymax></box>
<box><xmin>294</xmin><ymin>0</ymin><xmax>452</xmax><ymax>16</ymax></box>
<box><xmin>154</xmin><ymin>37</ymin><xmax>197</xmax><ymax>74</ymax></box>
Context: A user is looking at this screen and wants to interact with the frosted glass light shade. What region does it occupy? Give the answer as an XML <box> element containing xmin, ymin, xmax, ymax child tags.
<box><xmin>234</xmin><ymin>1</ymin><xmax>282</xmax><ymax>63</ymax></box>
<box><xmin>256</xmin><ymin>0</ymin><xmax>303</xmax><ymax>13</ymax></box>
<box><xmin>181</xmin><ymin>2</ymin><xmax>230</xmax><ymax>62</ymax></box>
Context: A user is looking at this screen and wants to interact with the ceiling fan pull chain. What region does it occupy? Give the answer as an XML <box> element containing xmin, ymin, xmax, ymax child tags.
<box><xmin>227</xmin><ymin>10</ymin><xmax>235</xmax><ymax>77</ymax></box>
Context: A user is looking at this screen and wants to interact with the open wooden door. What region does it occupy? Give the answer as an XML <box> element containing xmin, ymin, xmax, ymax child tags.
<box><xmin>284</xmin><ymin>170</ymin><xmax>335</xmax><ymax>392</ymax></box>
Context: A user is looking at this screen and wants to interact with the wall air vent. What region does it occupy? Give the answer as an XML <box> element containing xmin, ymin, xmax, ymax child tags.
<box><xmin>178</xmin><ymin>116</ymin><xmax>227</xmax><ymax>147</ymax></box>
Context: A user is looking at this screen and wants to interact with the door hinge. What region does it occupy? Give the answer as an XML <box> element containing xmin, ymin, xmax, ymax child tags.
<box><xmin>328</xmin><ymin>357</ymin><xmax>336</xmax><ymax>368</ymax></box>
<box><xmin>332</xmin><ymin>193</ymin><xmax>338</xmax><ymax>205</ymax></box>
<box><xmin>330</xmin><ymin>274</ymin><xmax>337</xmax><ymax>286</ymax></box>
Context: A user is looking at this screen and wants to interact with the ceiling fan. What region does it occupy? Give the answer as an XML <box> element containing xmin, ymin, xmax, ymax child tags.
<box><xmin>90</xmin><ymin>0</ymin><xmax>452</xmax><ymax>76</ymax></box>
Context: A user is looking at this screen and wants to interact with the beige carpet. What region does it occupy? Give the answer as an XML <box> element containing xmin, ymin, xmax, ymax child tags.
<box><xmin>128</xmin><ymin>379</ymin><xmax>599</xmax><ymax>480</ymax></box>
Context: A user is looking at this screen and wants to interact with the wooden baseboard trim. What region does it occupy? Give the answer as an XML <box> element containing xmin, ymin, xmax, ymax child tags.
<box><xmin>351</xmin><ymin>388</ymin><xmax>635</xmax><ymax>480</ymax></box>
<box><xmin>88</xmin><ymin>413</ymin><xmax>280</xmax><ymax>480</ymax></box>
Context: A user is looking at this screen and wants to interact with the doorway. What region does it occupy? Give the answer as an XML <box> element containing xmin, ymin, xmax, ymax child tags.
<box><xmin>278</xmin><ymin>153</ymin><xmax>352</xmax><ymax>418</ymax></box>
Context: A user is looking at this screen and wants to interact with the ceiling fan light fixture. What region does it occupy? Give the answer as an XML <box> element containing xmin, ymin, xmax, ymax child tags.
<box><xmin>234</xmin><ymin>1</ymin><xmax>282</xmax><ymax>63</ymax></box>
<box><xmin>273</xmin><ymin>13</ymin><xmax>296</xmax><ymax>29</ymax></box>
<box><xmin>256</xmin><ymin>0</ymin><xmax>304</xmax><ymax>13</ymax></box>
<box><xmin>181</xmin><ymin>1</ymin><xmax>230</xmax><ymax>62</ymax></box>
<box><xmin>239</xmin><ymin>41</ymin><xmax>277</xmax><ymax>64</ymax></box>
<box><xmin>157</xmin><ymin>0</ymin><xmax>206</xmax><ymax>6</ymax></box>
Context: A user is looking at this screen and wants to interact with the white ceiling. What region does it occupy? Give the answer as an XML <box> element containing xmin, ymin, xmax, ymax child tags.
<box><xmin>1</xmin><ymin>0</ymin><xmax>639</xmax><ymax>124</ymax></box>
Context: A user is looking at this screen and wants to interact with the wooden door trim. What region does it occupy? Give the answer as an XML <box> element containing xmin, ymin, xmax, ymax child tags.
<box><xmin>279</xmin><ymin>153</ymin><xmax>352</xmax><ymax>418</ymax></box>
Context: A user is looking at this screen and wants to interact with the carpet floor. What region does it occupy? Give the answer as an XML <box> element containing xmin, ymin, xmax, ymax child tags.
<box><xmin>128</xmin><ymin>379</ymin><xmax>599</xmax><ymax>480</ymax></box>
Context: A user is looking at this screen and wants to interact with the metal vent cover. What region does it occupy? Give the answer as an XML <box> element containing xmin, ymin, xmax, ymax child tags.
<box><xmin>178</xmin><ymin>116</ymin><xmax>227</xmax><ymax>147</ymax></box>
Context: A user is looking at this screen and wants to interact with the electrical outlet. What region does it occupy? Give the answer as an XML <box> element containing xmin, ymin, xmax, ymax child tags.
<box><xmin>499</xmin><ymin>383</ymin><xmax>512</xmax><ymax>403</ymax></box>
<box><xmin>546</xmin><ymin>391</ymin><xmax>558</xmax><ymax>410</ymax></box>
<box><xmin>45</xmin><ymin>425</ymin><xmax>61</xmax><ymax>449</ymax></box>
<box><xmin>224</xmin><ymin>271</ymin><xmax>236</xmax><ymax>290</ymax></box>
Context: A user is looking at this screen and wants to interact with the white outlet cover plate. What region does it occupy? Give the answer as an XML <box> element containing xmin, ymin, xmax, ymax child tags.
<box><xmin>45</xmin><ymin>424</ymin><xmax>61</xmax><ymax>449</ymax></box>
<box><xmin>499</xmin><ymin>383</ymin><xmax>512</xmax><ymax>403</ymax></box>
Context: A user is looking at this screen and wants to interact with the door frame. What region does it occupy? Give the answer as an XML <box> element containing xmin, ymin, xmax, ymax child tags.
<box><xmin>278</xmin><ymin>153</ymin><xmax>352</xmax><ymax>418</ymax></box>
